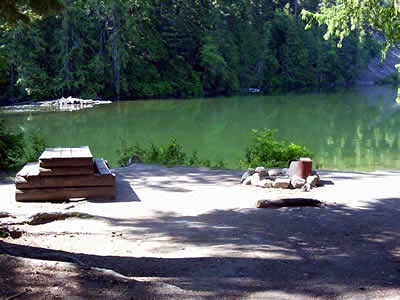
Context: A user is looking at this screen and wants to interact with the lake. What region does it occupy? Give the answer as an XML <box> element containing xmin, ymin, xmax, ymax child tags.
<box><xmin>1</xmin><ymin>86</ymin><xmax>400</xmax><ymax>171</ymax></box>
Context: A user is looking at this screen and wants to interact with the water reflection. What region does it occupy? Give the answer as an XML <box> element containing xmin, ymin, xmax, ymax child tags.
<box><xmin>1</xmin><ymin>86</ymin><xmax>399</xmax><ymax>171</ymax></box>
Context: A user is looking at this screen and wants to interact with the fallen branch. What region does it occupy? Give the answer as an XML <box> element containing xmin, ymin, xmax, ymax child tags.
<box><xmin>256</xmin><ymin>198</ymin><xmax>322</xmax><ymax>208</ymax></box>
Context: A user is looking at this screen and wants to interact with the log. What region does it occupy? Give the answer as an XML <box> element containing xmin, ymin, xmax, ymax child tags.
<box><xmin>15</xmin><ymin>173</ymin><xmax>115</xmax><ymax>189</ymax></box>
<box><xmin>256</xmin><ymin>198</ymin><xmax>322</xmax><ymax>208</ymax></box>
<box><xmin>16</xmin><ymin>186</ymin><xmax>115</xmax><ymax>202</ymax></box>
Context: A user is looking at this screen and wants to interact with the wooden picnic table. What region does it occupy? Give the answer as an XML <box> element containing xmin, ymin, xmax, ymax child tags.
<box><xmin>15</xmin><ymin>146</ymin><xmax>115</xmax><ymax>202</ymax></box>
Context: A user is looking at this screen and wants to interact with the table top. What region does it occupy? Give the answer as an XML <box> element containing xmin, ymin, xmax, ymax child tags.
<box><xmin>39</xmin><ymin>146</ymin><xmax>93</xmax><ymax>160</ymax></box>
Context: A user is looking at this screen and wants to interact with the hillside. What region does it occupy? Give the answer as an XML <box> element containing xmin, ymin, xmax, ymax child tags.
<box><xmin>357</xmin><ymin>46</ymin><xmax>400</xmax><ymax>85</ymax></box>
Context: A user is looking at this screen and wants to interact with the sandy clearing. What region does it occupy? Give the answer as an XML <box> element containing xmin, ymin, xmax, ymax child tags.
<box><xmin>1</xmin><ymin>164</ymin><xmax>400</xmax><ymax>299</ymax></box>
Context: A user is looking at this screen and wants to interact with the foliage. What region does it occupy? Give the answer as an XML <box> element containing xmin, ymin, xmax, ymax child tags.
<box><xmin>301</xmin><ymin>0</ymin><xmax>400</xmax><ymax>52</ymax></box>
<box><xmin>0</xmin><ymin>0</ymin><xmax>380</xmax><ymax>102</ymax></box>
<box><xmin>243</xmin><ymin>129</ymin><xmax>311</xmax><ymax>168</ymax></box>
<box><xmin>0</xmin><ymin>121</ymin><xmax>48</xmax><ymax>169</ymax></box>
<box><xmin>24</xmin><ymin>130</ymin><xmax>47</xmax><ymax>162</ymax></box>
<box><xmin>118</xmin><ymin>137</ymin><xmax>225</xmax><ymax>168</ymax></box>
<box><xmin>0</xmin><ymin>0</ymin><xmax>64</xmax><ymax>24</ymax></box>
<box><xmin>0</xmin><ymin>120</ymin><xmax>24</xmax><ymax>168</ymax></box>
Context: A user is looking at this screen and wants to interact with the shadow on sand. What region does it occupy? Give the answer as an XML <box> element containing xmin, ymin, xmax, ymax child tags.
<box><xmin>1</xmin><ymin>197</ymin><xmax>400</xmax><ymax>298</ymax></box>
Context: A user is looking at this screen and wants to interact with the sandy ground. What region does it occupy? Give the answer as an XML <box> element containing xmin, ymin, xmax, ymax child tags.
<box><xmin>1</xmin><ymin>164</ymin><xmax>400</xmax><ymax>299</ymax></box>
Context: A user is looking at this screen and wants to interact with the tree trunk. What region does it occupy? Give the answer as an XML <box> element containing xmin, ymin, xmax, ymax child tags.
<box><xmin>111</xmin><ymin>0</ymin><xmax>121</xmax><ymax>100</ymax></box>
<box><xmin>9</xmin><ymin>64</ymin><xmax>15</xmax><ymax>100</ymax></box>
<box><xmin>61</xmin><ymin>11</ymin><xmax>71</xmax><ymax>96</ymax></box>
<box><xmin>293</xmin><ymin>0</ymin><xmax>299</xmax><ymax>22</ymax></box>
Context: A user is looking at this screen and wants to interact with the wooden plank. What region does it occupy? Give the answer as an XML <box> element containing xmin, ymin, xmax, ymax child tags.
<box><xmin>94</xmin><ymin>158</ymin><xmax>112</xmax><ymax>175</ymax></box>
<box><xmin>39</xmin><ymin>158</ymin><xmax>93</xmax><ymax>168</ymax></box>
<box><xmin>39</xmin><ymin>146</ymin><xmax>92</xmax><ymax>159</ymax></box>
<box><xmin>39</xmin><ymin>146</ymin><xmax>93</xmax><ymax>168</ymax></box>
<box><xmin>38</xmin><ymin>166</ymin><xmax>94</xmax><ymax>176</ymax></box>
<box><xmin>15</xmin><ymin>173</ymin><xmax>115</xmax><ymax>189</ymax></box>
<box><xmin>16</xmin><ymin>162</ymin><xmax>94</xmax><ymax>177</ymax></box>
<box><xmin>16</xmin><ymin>186</ymin><xmax>115</xmax><ymax>202</ymax></box>
<box><xmin>16</xmin><ymin>162</ymin><xmax>40</xmax><ymax>177</ymax></box>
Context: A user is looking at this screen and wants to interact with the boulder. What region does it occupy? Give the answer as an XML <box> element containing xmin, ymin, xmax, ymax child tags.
<box><xmin>242</xmin><ymin>176</ymin><xmax>252</xmax><ymax>185</ymax></box>
<box><xmin>240</xmin><ymin>169</ymin><xmax>255</xmax><ymax>183</ymax></box>
<box><xmin>255</xmin><ymin>166</ymin><xmax>267</xmax><ymax>177</ymax></box>
<box><xmin>302</xmin><ymin>183</ymin><xmax>312</xmax><ymax>192</ymax></box>
<box><xmin>268</xmin><ymin>168</ymin><xmax>284</xmax><ymax>177</ymax></box>
<box><xmin>306</xmin><ymin>175</ymin><xmax>320</xmax><ymax>187</ymax></box>
<box><xmin>258</xmin><ymin>179</ymin><xmax>273</xmax><ymax>188</ymax></box>
<box><xmin>288</xmin><ymin>160</ymin><xmax>299</xmax><ymax>177</ymax></box>
<box><xmin>272</xmin><ymin>178</ymin><xmax>290</xmax><ymax>189</ymax></box>
<box><xmin>250</xmin><ymin>173</ymin><xmax>262</xmax><ymax>186</ymax></box>
<box><xmin>290</xmin><ymin>176</ymin><xmax>306</xmax><ymax>189</ymax></box>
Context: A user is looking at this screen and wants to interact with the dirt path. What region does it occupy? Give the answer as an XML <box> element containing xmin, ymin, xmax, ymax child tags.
<box><xmin>1</xmin><ymin>164</ymin><xmax>400</xmax><ymax>299</ymax></box>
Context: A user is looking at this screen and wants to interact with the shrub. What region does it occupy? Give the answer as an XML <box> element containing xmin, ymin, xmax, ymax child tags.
<box><xmin>24</xmin><ymin>130</ymin><xmax>48</xmax><ymax>162</ymax></box>
<box><xmin>243</xmin><ymin>129</ymin><xmax>311</xmax><ymax>168</ymax></box>
<box><xmin>0</xmin><ymin>120</ymin><xmax>24</xmax><ymax>169</ymax></box>
<box><xmin>118</xmin><ymin>137</ymin><xmax>225</xmax><ymax>168</ymax></box>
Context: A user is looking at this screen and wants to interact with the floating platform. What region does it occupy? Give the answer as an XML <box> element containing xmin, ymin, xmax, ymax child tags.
<box><xmin>15</xmin><ymin>147</ymin><xmax>115</xmax><ymax>202</ymax></box>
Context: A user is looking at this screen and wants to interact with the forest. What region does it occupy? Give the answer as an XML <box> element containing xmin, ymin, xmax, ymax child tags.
<box><xmin>0</xmin><ymin>0</ymin><xmax>380</xmax><ymax>102</ymax></box>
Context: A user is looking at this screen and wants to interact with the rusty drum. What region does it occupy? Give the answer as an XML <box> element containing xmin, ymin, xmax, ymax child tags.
<box><xmin>288</xmin><ymin>157</ymin><xmax>312</xmax><ymax>179</ymax></box>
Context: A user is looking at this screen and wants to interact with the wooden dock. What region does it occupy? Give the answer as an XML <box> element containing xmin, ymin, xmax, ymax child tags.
<box><xmin>15</xmin><ymin>147</ymin><xmax>115</xmax><ymax>202</ymax></box>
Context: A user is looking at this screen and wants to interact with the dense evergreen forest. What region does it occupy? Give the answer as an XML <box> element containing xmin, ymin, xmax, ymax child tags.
<box><xmin>0</xmin><ymin>0</ymin><xmax>380</xmax><ymax>102</ymax></box>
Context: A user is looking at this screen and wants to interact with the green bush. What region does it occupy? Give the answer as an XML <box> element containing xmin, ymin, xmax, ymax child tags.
<box><xmin>243</xmin><ymin>129</ymin><xmax>311</xmax><ymax>168</ymax></box>
<box><xmin>0</xmin><ymin>120</ymin><xmax>24</xmax><ymax>169</ymax></box>
<box><xmin>118</xmin><ymin>137</ymin><xmax>225</xmax><ymax>168</ymax></box>
<box><xmin>24</xmin><ymin>130</ymin><xmax>48</xmax><ymax>162</ymax></box>
<box><xmin>118</xmin><ymin>137</ymin><xmax>186</xmax><ymax>167</ymax></box>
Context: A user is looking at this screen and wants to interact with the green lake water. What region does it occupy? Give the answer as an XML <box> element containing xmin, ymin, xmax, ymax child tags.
<box><xmin>2</xmin><ymin>86</ymin><xmax>400</xmax><ymax>171</ymax></box>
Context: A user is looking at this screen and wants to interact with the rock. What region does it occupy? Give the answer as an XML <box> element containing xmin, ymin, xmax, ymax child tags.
<box><xmin>0</xmin><ymin>226</ymin><xmax>22</xmax><ymax>239</ymax></box>
<box><xmin>307</xmin><ymin>175</ymin><xmax>320</xmax><ymax>187</ymax></box>
<box><xmin>258</xmin><ymin>179</ymin><xmax>273</xmax><ymax>188</ymax></box>
<box><xmin>255</xmin><ymin>167</ymin><xmax>267</xmax><ymax>177</ymax></box>
<box><xmin>240</xmin><ymin>169</ymin><xmax>255</xmax><ymax>183</ymax></box>
<box><xmin>242</xmin><ymin>176</ymin><xmax>252</xmax><ymax>185</ymax></box>
<box><xmin>302</xmin><ymin>183</ymin><xmax>312</xmax><ymax>192</ymax></box>
<box><xmin>288</xmin><ymin>160</ymin><xmax>299</xmax><ymax>177</ymax></box>
<box><xmin>268</xmin><ymin>168</ymin><xmax>284</xmax><ymax>177</ymax></box>
<box><xmin>250</xmin><ymin>173</ymin><xmax>262</xmax><ymax>186</ymax></box>
<box><xmin>291</xmin><ymin>176</ymin><xmax>306</xmax><ymax>189</ymax></box>
<box><xmin>9</xmin><ymin>229</ymin><xmax>22</xmax><ymax>239</ymax></box>
<box><xmin>272</xmin><ymin>178</ymin><xmax>290</xmax><ymax>189</ymax></box>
